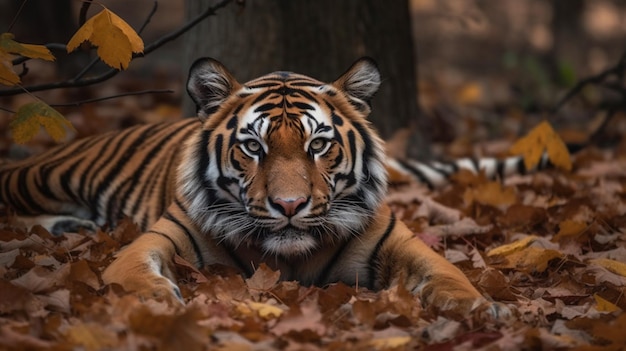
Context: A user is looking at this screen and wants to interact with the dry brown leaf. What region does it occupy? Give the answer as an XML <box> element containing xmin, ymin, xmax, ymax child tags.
<box><xmin>272</xmin><ymin>297</ymin><xmax>326</xmax><ymax>339</ymax></box>
<box><xmin>245</xmin><ymin>263</ymin><xmax>280</xmax><ymax>294</ymax></box>
<box><xmin>464</xmin><ymin>181</ymin><xmax>517</xmax><ymax>210</ymax></box>
<box><xmin>496</xmin><ymin>247</ymin><xmax>563</xmax><ymax>273</ymax></box>
<box><xmin>64</xmin><ymin>322</ymin><xmax>118</xmax><ymax>351</ymax></box>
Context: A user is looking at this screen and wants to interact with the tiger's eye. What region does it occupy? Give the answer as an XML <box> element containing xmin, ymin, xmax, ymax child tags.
<box><xmin>244</xmin><ymin>140</ymin><xmax>261</xmax><ymax>153</ymax></box>
<box><xmin>309</xmin><ymin>138</ymin><xmax>328</xmax><ymax>153</ymax></box>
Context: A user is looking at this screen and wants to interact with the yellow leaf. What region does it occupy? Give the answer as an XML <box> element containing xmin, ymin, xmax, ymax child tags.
<box><xmin>67</xmin><ymin>8</ymin><xmax>144</xmax><ymax>70</ymax></box>
<box><xmin>487</xmin><ymin>235</ymin><xmax>538</xmax><ymax>257</ymax></box>
<box><xmin>498</xmin><ymin>247</ymin><xmax>563</xmax><ymax>273</ymax></box>
<box><xmin>464</xmin><ymin>181</ymin><xmax>517</xmax><ymax>208</ymax></box>
<box><xmin>0</xmin><ymin>33</ymin><xmax>55</xmax><ymax>61</ymax></box>
<box><xmin>236</xmin><ymin>301</ymin><xmax>284</xmax><ymax>320</ymax></box>
<box><xmin>0</xmin><ymin>33</ymin><xmax>55</xmax><ymax>86</ymax></box>
<box><xmin>10</xmin><ymin>102</ymin><xmax>75</xmax><ymax>144</ymax></box>
<box><xmin>64</xmin><ymin>322</ymin><xmax>117</xmax><ymax>351</ymax></box>
<box><xmin>594</xmin><ymin>294</ymin><xmax>621</xmax><ymax>312</ymax></box>
<box><xmin>509</xmin><ymin>120</ymin><xmax>572</xmax><ymax>171</ymax></box>
<box><xmin>0</xmin><ymin>55</ymin><xmax>20</xmax><ymax>85</ymax></box>
<box><xmin>367</xmin><ymin>336</ymin><xmax>411</xmax><ymax>349</ymax></box>
<box><xmin>589</xmin><ymin>258</ymin><xmax>626</xmax><ymax>277</ymax></box>
<box><xmin>553</xmin><ymin>220</ymin><xmax>587</xmax><ymax>242</ymax></box>
<box><xmin>456</xmin><ymin>82</ymin><xmax>482</xmax><ymax>104</ymax></box>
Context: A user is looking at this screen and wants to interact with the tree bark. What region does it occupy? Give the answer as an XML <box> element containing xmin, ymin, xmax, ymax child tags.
<box><xmin>183</xmin><ymin>0</ymin><xmax>427</xmax><ymax>156</ymax></box>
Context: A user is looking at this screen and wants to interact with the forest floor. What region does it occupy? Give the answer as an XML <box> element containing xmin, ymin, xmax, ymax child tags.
<box><xmin>1</xmin><ymin>70</ymin><xmax>626</xmax><ymax>350</ymax></box>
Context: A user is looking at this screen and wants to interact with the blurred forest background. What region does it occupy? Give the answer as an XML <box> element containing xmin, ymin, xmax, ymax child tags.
<box><xmin>0</xmin><ymin>0</ymin><xmax>625</xmax><ymax>158</ymax></box>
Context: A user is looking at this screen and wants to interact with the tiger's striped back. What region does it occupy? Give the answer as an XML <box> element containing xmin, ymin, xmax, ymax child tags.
<box><xmin>0</xmin><ymin>119</ymin><xmax>198</xmax><ymax>231</ymax></box>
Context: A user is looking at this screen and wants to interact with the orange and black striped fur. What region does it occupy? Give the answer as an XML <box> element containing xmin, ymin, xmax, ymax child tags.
<box><xmin>0</xmin><ymin>58</ymin><xmax>515</xmax><ymax>319</ymax></box>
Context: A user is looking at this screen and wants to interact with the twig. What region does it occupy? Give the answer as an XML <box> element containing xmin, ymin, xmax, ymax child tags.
<box><xmin>138</xmin><ymin>1</ymin><xmax>159</xmax><ymax>34</ymax></box>
<box><xmin>48</xmin><ymin>89</ymin><xmax>174</xmax><ymax>107</ymax></box>
<box><xmin>0</xmin><ymin>89</ymin><xmax>174</xmax><ymax>115</ymax></box>
<box><xmin>78</xmin><ymin>0</ymin><xmax>93</xmax><ymax>27</ymax></box>
<box><xmin>6</xmin><ymin>0</ymin><xmax>28</xmax><ymax>32</ymax></box>
<box><xmin>0</xmin><ymin>0</ymin><xmax>233</xmax><ymax>97</ymax></box>
<box><xmin>0</xmin><ymin>106</ymin><xmax>15</xmax><ymax>114</ymax></box>
<box><xmin>553</xmin><ymin>51</ymin><xmax>626</xmax><ymax>112</ymax></box>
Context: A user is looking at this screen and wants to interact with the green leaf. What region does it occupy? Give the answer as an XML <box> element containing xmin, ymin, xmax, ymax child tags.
<box><xmin>10</xmin><ymin>102</ymin><xmax>75</xmax><ymax>144</ymax></box>
<box><xmin>557</xmin><ymin>61</ymin><xmax>577</xmax><ymax>88</ymax></box>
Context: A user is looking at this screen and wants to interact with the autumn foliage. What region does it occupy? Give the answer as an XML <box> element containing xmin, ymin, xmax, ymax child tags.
<box><xmin>1</xmin><ymin>6</ymin><xmax>144</xmax><ymax>144</ymax></box>
<box><xmin>1</xmin><ymin>141</ymin><xmax>625</xmax><ymax>349</ymax></box>
<box><xmin>2</xmin><ymin>2</ymin><xmax>626</xmax><ymax>350</ymax></box>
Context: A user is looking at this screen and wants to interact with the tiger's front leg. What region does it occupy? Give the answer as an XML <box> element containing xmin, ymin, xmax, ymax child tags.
<box><xmin>102</xmin><ymin>231</ymin><xmax>183</xmax><ymax>302</ymax></box>
<box><xmin>374</xmin><ymin>207</ymin><xmax>511</xmax><ymax>321</ymax></box>
<box><xmin>102</xmin><ymin>203</ymin><xmax>204</xmax><ymax>303</ymax></box>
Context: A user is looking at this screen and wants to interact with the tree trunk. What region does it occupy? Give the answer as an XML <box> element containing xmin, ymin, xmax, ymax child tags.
<box><xmin>183</xmin><ymin>0</ymin><xmax>427</xmax><ymax>156</ymax></box>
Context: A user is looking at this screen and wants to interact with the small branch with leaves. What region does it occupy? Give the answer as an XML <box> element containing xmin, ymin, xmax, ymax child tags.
<box><xmin>0</xmin><ymin>0</ymin><xmax>236</xmax><ymax>144</ymax></box>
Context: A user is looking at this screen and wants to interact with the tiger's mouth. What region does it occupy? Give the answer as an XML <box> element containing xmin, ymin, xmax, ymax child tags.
<box><xmin>256</xmin><ymin>225</ymin><xmax>319</xmax><ymax>256</ymax></box>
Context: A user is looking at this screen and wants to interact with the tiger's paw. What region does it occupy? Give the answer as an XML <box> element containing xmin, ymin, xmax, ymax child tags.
<box><xmin>423</xmin><ymin>287</ymin><xmax>514</xmax><ymax>323</ymax></box>
<box><xmin>104</xmin><ymin>260</ymin><xmax>184</xmax><ymax>304</ymax></box>
<box><xmin>470</xmin><ymin>298</ymin><xmax>515</xmax><ymax>323</ymax></box>
<box><xmin>102</xmin><ymin>236</ymin><xmax>183</xmax><ymax>304</ymax></box>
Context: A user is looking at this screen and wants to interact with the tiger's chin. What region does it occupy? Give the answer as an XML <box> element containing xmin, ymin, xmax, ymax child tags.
<box><xmin>259</xmin><ymin>226</ymin><xmax>319</xmax><ymax>257</ymax></box>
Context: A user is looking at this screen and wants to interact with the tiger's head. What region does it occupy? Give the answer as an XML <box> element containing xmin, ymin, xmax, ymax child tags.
<box><xmin>179</xmin><ymin>58</ymin><xmax>387</xmax><ymax>257</ymax></box>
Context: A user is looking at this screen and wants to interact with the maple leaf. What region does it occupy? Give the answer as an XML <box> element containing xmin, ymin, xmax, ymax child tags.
<box><xmin>246</xmin><ymin>263</ymin><xmax>280</xmax><ymax>294</ymax></box>
<box><xmin>10</xmin><ymin>102</ymin><xmax>75</xmax><ymax>144</ymax></box>
<box><xmin>67</xmin><ymin>8</ymin><xmax>144</xmax><ymax>70</ymax></box>
<box><xmin>509</xmin><ymin>120</ymin><xmax>572</xmax><ymax>171</ymax></box>
<box><xmin>0</xmin><ymin>33</ymin><xmax>55</xmax><ymax>86</ymax></box>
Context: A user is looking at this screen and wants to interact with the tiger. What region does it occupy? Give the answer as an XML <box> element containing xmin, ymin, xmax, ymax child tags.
<box><xmin>0</xmin><ymin>57</ymin><xmax>519</xmax><ymax>320</ymax></box>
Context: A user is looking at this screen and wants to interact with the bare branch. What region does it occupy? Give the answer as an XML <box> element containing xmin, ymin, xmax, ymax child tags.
<box><xmin>48</xmin><ymin>89</ymin><xmax>174</xmax><ymax>107</ymax></box>
<box><xmin>6</xmin><ymin>0</ymin><xmax>28</xmax><ymax>32</ymax></box>
<box><xmin>553</xmin><ymin>50</ymin><xmax>626</xmax><ymax>112</ymax></box>
<box><xmin>78</xmin><ymin>0</ymin><xmax>93</xmax><ymax>27</ymax></box>
<box><xmin>138</xmin><ymin>1</ymin><xmax>159</xmax><ymax>34</ymax></box>
<box><xmin>0</xmin><ymin>0</ymin><xmax>233</xmax><ymax>97</ymax></box>
<box><xmin>0</xmin><ymin>106</ymin><xmax>15</xmax><ymax>114</ymax></box>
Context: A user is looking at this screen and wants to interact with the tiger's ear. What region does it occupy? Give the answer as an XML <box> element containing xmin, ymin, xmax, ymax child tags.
<box><xmin>187</xmin><ymin>58</ymin><xmax>241</xmax><ymax>120</ymax></box>
<box><xmin>333</xmin><ymin>57</ymin><xmax>381</xmax><ymax>103</ymax></box>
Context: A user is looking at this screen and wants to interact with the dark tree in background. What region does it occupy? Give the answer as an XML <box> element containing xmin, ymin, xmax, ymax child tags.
<box><xmin>183</xmin><ymin>0</ymin><xmax>428</xmax><ymax>157</ymax></box>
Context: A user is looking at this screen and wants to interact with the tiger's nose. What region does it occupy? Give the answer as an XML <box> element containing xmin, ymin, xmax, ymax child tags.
<box><xmin>269</xmin><ymin>197</ymin><xmax>309</xmax><ymax>217</ymax></box>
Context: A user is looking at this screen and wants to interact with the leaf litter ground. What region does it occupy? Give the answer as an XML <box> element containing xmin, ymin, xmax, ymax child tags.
<box><xmin>1</xmin><ymin>143</ymin><xmax>625</xmax><ymax>350</ymax></box>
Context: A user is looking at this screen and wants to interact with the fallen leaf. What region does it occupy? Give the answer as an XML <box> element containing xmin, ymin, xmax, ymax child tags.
<box><xmin>64</xmin><ymin>322</ymin><xmax>118</xmax><ymax>351</ymax></box>
<box><xmin>236</xmin><ymin>301</ymin><xmax>284</xmax><ymax>320</ymax></box>
<box><xmin>69</xmin><ymin>260</ymin><xmax>100</xmax><ymax>290</ymax></box>
<box><xmin>367</xmin><ymin>335</ymin><xmax>411</xmax><ymax>350</ymax></box>
<box><xmin>487</xmin><ymin>235</ymin><xmax>538</xmax><ymax>257</ymax></box>
<box><xmin>589</xmin><ymin>258</ymin><xmax>626</xmax><ymax>277</ymax></box>
<box><xmin>246</xmin><ymin>263</ymin><xmax>280</xmax><ymax>294</ymax></box>
<box><xmin>272</xmin><ymin>297</ymin><xmax>326</xmax><ymax>339</ymax></box>
<box><xmin>464</xmin><ymin>181</ymin><xmax>517</xmax><ymax>209</ymax></box>
<box><xmin>553</xmin><ymin>220</ymin><xmax>588</xmax><ymax>243</ymax></box>
<box><xmin>496</xmin><ymin>247</ymin><xmax>563</xmax><ymax>273</ymax></box>
<box><xmin>594</xmin><ymin>294</ymin><xmax>621</xmax><ymax>313</ymax></box>
<box><xmin>509</xmin><ymin>120</ymin><xmax>572</xmax><ymax>171</ymax></box>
